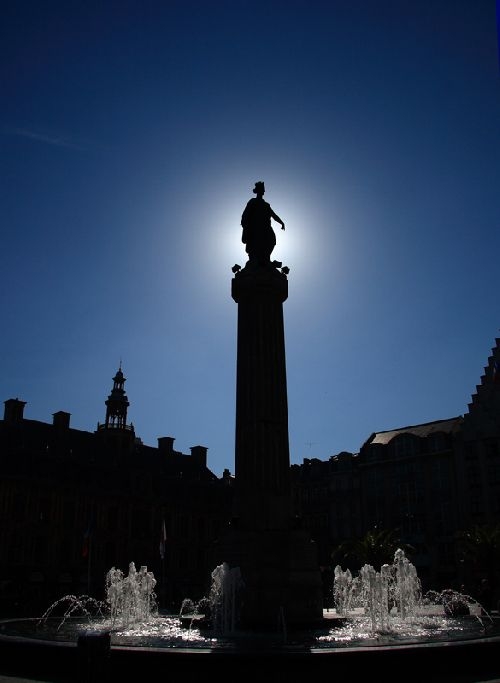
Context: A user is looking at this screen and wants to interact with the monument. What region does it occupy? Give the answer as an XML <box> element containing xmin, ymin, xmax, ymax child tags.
<box><xmin>1</xmin><ymin>184</ymin><xmax>499</xmax><ymax>683</ymax></box>
<box><xmin>211</xmin><ymin>182</ymin><xmax>323</xmax><ymax>629</ymax></box>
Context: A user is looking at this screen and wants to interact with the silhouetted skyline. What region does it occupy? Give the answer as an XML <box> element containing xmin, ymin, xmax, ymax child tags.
<box><xmin>1</xmin><ymin>1</ymin><xmax>499</xmax><ymax>475</ymax></box>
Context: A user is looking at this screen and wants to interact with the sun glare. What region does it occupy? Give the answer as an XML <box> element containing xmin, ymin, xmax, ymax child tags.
<box><xmin>168</xmin><ymin>171</ymin><xmax>337</xmax><ymax>310</ymax></box>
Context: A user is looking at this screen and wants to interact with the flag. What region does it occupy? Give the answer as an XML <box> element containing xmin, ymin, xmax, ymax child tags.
<box><xmin>82</xmin><ymin>521</ymin><xmax>92</xmax><ymax>558</ymax></box>
<box><xmin>159</xmin><ymin>519</ymin><xmax>167</xmax><ymax>560</ymax></box>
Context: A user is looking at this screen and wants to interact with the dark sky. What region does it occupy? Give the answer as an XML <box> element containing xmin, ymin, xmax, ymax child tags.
<box><xmin>1</xmin><ymin>0</ymin><xmax>499</xmax><ymax>475</ymax></box>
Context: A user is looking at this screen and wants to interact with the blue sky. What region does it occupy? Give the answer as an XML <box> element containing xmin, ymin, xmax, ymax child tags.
<box><xmin>1</xmin><ymin>1</ymin><xmax>499</xmax><ymax>476</ymax></box>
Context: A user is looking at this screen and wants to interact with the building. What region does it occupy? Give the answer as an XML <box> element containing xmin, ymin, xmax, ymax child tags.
<box><xmin>291</xmin><ymin>337</ymin><xmax>500</xmax><ymax>595</ymax></box>
<box><xmin>0</xmin><ymin>367</ymin><xmax>233</xmax><ymax>615</ymax></box>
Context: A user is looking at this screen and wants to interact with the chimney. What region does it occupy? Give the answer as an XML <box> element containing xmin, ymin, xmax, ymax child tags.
<box><xmin>190</xmin><ymin>445</ymin><xmax>207</xmax><ymax>468</ymax></box>
<box><xmin>3</xmin><ymin>398</ymin><xmax>26</xmax><ymax>423</ymax></box>
<box><xmin>53</xmin><ymin>411</ymin><xmax>71</xmax><ymax>429</ymax></box>
<box><xmin>158</xmin><ymin>436</ymin><xmax>175</xmax><ymax>454</ymax></box>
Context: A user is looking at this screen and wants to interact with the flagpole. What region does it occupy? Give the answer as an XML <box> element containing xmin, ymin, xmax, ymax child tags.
<box><xmin>162</xmin><ymin>555</ymin><xmax>166</xmax><ymax>611</ymax></box>
<box><xmin>159</xmin><ymin>518</ymin><xmax>167</xmax><ymax>610</ymax></box>
<box><xmin>87</xmin><ymin>533</ymin><xmax>92</xmax><ymax>594</ymax></box>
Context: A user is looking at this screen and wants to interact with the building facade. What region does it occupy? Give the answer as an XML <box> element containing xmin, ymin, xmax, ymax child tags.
<box><xmin>291</xmin><ymin>338</ymin><xmax>500</xmax><ymax>596</ymax></box>
<box><xmin>0</xmin><ymin>368</ymin><xmax>233</xmax><ymax>616</ymax></box>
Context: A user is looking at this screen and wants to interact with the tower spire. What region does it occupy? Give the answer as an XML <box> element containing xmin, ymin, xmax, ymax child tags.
<box><xmin>103</xmin><ymin>364</ymin><xmax>130</xmax><ymax>430</ymax></box>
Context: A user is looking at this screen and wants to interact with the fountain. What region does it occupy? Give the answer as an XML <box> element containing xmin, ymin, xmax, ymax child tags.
<box><xmin>180</xmin><ymin>561</ymin><xmax>243</xmax><ymax>634</ymax></box>
<box><xmin>327</xmin><ymin>549</ymin><xmax>495</xmax><ymax>642</ymax></box>
<box><xmin>1</xmin><ymin>550</ymin><xmax>499</xmax><ymax>683</ymax></box>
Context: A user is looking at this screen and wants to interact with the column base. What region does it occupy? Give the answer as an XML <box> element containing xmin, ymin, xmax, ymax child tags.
<box><xmin>210</xmin><ymin>524</ymin><xmax>324</xmax><ymax>630</ymax></box>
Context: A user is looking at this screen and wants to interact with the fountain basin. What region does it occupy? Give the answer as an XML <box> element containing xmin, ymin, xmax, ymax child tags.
<box><xmin>2</xmin><ymin>555</ymin><xmax>498</xmax><ymax>682</ymax></box>
<box><xmin>1</xmin><ymin>613</ymin><xmax>500</xmax><ymax>683</ymax></box>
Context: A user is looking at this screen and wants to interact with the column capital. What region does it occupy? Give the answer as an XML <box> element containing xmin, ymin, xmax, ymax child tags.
<box><xmin>231</xmin><ymin>262</ymin><xmax>288</xmax><ymax>303</ymax></box>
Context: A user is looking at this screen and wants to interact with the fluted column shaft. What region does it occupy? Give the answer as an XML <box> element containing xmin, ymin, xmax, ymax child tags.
<box><xmin>232</xmin><ymin>266</ymin><xmax>291</xmax><ymax>529</ymax></box>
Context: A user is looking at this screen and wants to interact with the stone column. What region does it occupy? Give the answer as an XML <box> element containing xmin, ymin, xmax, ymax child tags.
<box><xmin>232</xmin><ymin>264</ymin><xmax>291</xmax><ymax>530</ymax></box>
<box><xmin>219</xmin><ymin>261</ymin><xmax>324</xmax><ymax>629</ymax></box>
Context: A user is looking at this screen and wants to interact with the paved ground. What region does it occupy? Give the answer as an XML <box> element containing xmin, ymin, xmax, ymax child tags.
<box><xmin>4</xmin><ymin>681</ymin><xmax>500</xmax><ymax>683</ymax></box>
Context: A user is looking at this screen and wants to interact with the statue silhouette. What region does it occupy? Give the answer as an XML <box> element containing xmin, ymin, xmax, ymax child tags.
<box><xmin>241</xmin><ymin>181</ymin><xmax>285</xmax><ymax>264</ymax></box>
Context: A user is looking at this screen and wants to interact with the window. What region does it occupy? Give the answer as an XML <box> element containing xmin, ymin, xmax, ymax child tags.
<box><xmin>428</xmin><ymin>432</ymin><xmax>447</xmax><ymax>453</ymax></box>
<box><xmin>394</xmin><ymin>434</ymin><xmax>418</xmax><ymax>457</ymax></box>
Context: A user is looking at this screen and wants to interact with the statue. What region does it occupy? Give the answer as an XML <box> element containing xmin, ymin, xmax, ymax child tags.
<box><xmin>241</xmin><ymin>181</ymin><xmax>285</xmax><ymax>264</ymax></box>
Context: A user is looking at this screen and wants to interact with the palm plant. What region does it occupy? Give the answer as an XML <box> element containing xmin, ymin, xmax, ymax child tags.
<box><xmin>331</xmin><ymin>527</ymin><xmax>414</xmax><ymax>572</ymax></box>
